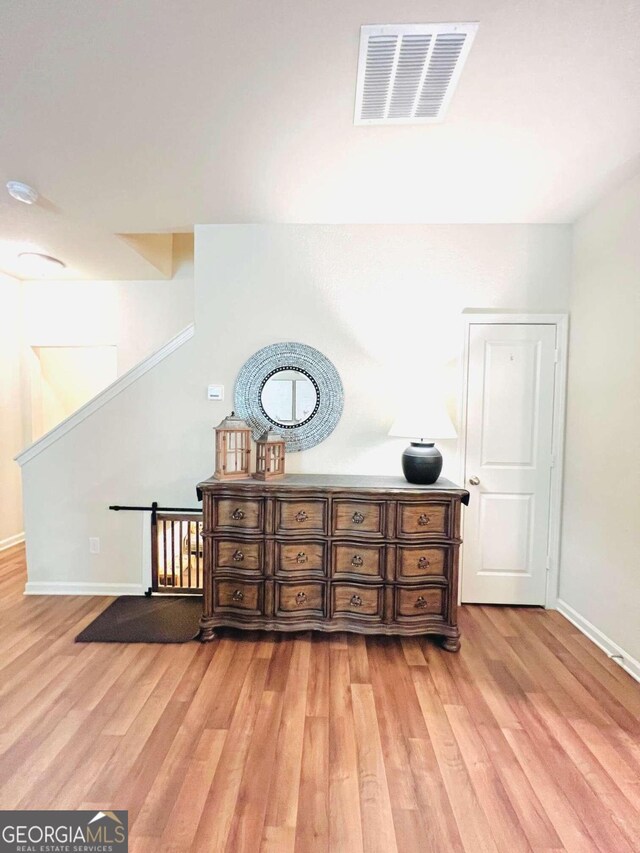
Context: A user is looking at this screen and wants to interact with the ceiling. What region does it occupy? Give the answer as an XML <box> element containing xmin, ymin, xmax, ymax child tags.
<box><xmin>1</xmin><ymin>0</ymin><xmax>639</xmax><ymax>279</ymax></box>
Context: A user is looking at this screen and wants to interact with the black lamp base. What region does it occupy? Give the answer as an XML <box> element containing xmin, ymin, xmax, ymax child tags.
<box><xmin>401</xmin><ymin>442</ymin><xmax>443</xmax><ymax>485</ymax></box>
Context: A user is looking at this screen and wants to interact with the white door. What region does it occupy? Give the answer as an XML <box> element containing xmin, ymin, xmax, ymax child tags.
<box><xmin>462</xmin><ymin>324</ymin><xmax>557</xmax><ymax>605</ymax></box>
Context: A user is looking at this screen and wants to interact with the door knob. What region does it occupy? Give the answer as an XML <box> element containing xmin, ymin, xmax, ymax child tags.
<box><xmin>469</xmin><ymin>476</ymin><xmax>480</xmax><ymax>486</ymax></box>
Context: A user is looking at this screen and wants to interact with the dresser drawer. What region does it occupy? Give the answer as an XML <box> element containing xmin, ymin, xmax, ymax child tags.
<box><xmin>275</xmin><ymin>581</ymin><xmax>326</xmax><ymax>618</ymax></box>
<box><xmin>215</xmin><ymin>498</ymin><xmax>263</xmax><ymax>532</ymax></box>
<box><xmin>397</xmin><ymin>545</ymin><xmax>448</xmax><ymax>582</ymax></box>
<box><xmin>215</xmin><ymin>539</ymin><xmax>262</xmax><ymax>573</ymax></box>
<box><xmin>275</xmin><ymin>499</ymin><xmax>327</xmax><ymax>534</ymax></box>
<box><xmin>395</xmin><ymin>585</ymin><xmax>445</xmax><ymax>620</ymax></box>
<box><xmin>275</xmin><ymin>541</ymin><xmax>327</xmax><ymax>577</ymax></box>
<box><xmin>332</xmin><ymin>543</ymin><xmax>384</xmax><ymax>580</ymax></box>
<box><xmin>332</xmin><ymin>500</ymin><xmax>385</xmax><ymax>537</ymax></box>
<box><xmin>331</xmin><ymin>583</ymin><xmax>383</xmax><ymax>619</ymax></box>
<box><xmin>214</xmin><ymin>579</ymin><xmax>264</xmax><ymax>615</ymax></box>
<box><xmin>397</xmin><ymin>502</ymin><xmax>450</xmax><ymax>538</ymax></box>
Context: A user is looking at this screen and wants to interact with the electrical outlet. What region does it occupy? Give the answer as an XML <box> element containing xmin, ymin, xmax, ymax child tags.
<box><xmin>89</xmin><ymin>537</ymin><xmax>100</xmax><ymax>554</ymax></box>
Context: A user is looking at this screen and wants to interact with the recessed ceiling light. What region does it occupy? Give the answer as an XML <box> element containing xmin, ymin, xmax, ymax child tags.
<box><xmin>6</xmin><ymin>181</ymin><xmax>39</xmax><ymax>204</ymax></box>
<box><xmin>18</xmin><ymin>252</ymin><xmax>66</xmax><ymax>276</ymax></box>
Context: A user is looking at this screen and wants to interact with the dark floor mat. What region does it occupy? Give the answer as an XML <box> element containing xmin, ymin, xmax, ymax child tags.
<box><xmin>75</xmin><ymin>595</ymin><xmax>202</xmax><ymax>643</ymax></box>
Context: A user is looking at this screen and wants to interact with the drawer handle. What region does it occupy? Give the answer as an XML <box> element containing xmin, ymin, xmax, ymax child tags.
<box><xmin>295</xmin><ymin>591</ymin><xmax>307</xmax><ymax>605</ymax></box>
<box><xmin>418</xmin><ymin>557</ymin><xmax>430</xmax><ymax>569</ymax></box>
<box><xmin>351</xmin><ymin>555</ymin><xmax>364</xmax><ymax>568</ymax></box>
<box><xmin>232</xmin><ymin>589</ymin><xmax>244</xmax><ymax>602</ymax></box>
<box><xmin>231</xmin><ymin>508</ymin><xmax>245</xmax><ymax>521</ymax></box>
<box><xmin>415</xmin><ymin>596</ymin><xmax>428</xmax><ymax>609</ymax></box>
<box><xmin>295</xmin><ymin>510</ymin><xmax>308</xmax><ymax>523</ymax></box>
<box><xmin>352</xmin><ymin>511</ymin><xmax>365</xmax><ymax>525</ymax></box>
<box><xmin>350</xmin><ymin>594</ymin><xmax>363</xmax><ymax>607</ymax></box>
<box><xmin>418</xmin><ymin>514</ymin><xmax>430</xmax><ymax>526</ymax></box>
<box><xmin>296</xmin><ymin>552</ymin><xmax>308</xmax><ymax>564</ymax></box>
<box><xmin>233</xmin><ymin>550</ymin><xmax>244</xmax><ymax>562</ymax></box>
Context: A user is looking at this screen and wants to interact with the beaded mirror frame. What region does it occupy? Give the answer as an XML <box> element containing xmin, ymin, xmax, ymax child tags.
<box><xmin>234</xmin><ymin>342</ymin><xmax>344</xmax><ymax>451</ymax></box>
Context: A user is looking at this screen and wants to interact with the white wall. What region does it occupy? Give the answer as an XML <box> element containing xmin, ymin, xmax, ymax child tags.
<box><xmin>559</xmin><ymin>171</ymin><xmax>640</xmax><ymax>664</ymax></box>
<box><xmin>8</xmin><ymin>241</ymin><xmax>192</xmax><ymax>557</ymax></box>
<box><xmin>19</xmin><ymin>224</ymin><xmax>571</xmax><ymax>590</ymax></box>
<box><xmin>19</xmin><ymin>248</ymin><xmax>193</xmax><ymax>441</ymax></box>
<box><xmin>0</xmin><ymin>272</ymin><xmax>26</xmax><ymax>548</ymax></box>
<box><xmin>22</xmin><ymin>271</ymin><xmax>193</xmax><ymax>376</ymax></box>
<box><xmin>195</xmin><ymin>225</ymin><xmax>571</xmax><ymax>477</ymax></box>
<box><xmin>32</xmin><ymin>345</ymin><xmax>118</xmax><ymax>437</ymax></box>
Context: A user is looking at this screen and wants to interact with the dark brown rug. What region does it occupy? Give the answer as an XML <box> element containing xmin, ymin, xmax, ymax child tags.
<box><xmin>75</xmin><ymin>595</ymin><xmax>202</xmax><ymax>643</ymax></box>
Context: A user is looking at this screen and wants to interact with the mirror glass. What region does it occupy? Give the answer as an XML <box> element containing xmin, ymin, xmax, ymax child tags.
<box><xmin>261</xmin><ymin>369</ymin><xmax>318</xmax><ymax>427</ymax></box>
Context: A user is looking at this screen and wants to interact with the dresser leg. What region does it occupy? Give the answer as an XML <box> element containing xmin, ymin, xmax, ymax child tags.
<box><xmin>199</xmin><ymin>622</ymin><xmax>217</xmax><ymax>642</ymax></box>
<box><xmin>441</xmin><ymin>634</ymin><xmax>461</xmax><ymax>653</ymax></box>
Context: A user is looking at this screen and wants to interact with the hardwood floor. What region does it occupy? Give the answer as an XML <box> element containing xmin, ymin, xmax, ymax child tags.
<box><xmin>1</xmin><ymin>544</ymin><xmax>639</xmax><ymax>852</ymax></box>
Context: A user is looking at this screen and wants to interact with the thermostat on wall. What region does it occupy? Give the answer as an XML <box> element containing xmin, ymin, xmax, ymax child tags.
<box><xmin>207</xmin><ymin>384</ymin><xmax>224</xmax><ymax>401</ymax></box>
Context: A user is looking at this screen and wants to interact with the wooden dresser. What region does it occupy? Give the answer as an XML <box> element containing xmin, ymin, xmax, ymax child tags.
<box><xmin>196</xmin><ymin>474</ymin><xmax>469</xmax><ymax>651</ymax></box>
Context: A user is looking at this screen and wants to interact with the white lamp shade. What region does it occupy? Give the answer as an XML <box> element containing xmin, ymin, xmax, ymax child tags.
<box><xmin>388</xmin><ymin>399</ymin><xmax>457</xmax><ymax>441</ymax></box>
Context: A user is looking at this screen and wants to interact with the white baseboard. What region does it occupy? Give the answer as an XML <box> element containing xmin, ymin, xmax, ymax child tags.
<box><xmin>556</xmin><ymin>598</ymin><xmax>640</xmax><ymax>684</ymax></box>
<box><xmin>0</xmin><ymin>532</ymin><xmax>25</xmax><ymax>552</ymax></box>
<box><xmin>24</xmin><ymin>581</ymin><xmax>146</xmax><ymax>597</ymax></box>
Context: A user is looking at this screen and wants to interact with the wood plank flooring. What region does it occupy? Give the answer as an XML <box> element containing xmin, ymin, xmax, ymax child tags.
<box><xmin>0</xmin><ymin>543</ymin><xmax>639</xmax><ymax>852</ymax></box>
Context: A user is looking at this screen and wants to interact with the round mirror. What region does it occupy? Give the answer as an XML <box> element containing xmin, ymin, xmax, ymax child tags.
<box><xmin>235</xmin><ymin>342</ymin><xmax>343</xmax><ymax>451</ymax></box>
<box><xmin>260</xmin><ymin>368</ymin><xmax>319</xmax><ymax>428</ymax></box>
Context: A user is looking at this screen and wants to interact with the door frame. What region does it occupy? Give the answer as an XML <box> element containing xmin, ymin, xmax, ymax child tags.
<box><xmin>458</xmin><ymin>312</ymin><xmax>569</xmax><ymax>609</ymax></box>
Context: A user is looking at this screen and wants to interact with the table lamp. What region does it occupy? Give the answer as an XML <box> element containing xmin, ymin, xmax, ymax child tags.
<box><xmin>388</xmin><ymin>400</ymin><xmax>457</xmax><ymax>484</ymax></box>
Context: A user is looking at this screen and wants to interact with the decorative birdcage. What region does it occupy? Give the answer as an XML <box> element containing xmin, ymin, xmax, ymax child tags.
<box><xmin>213</xmin><ymin>412</ymin><xmax>252</xmax><ymax>480</ymax></box>
<box><xmin>252</xmin><ymin>429</ymin><xmax>286</xmax><ymax>480</ymax></box>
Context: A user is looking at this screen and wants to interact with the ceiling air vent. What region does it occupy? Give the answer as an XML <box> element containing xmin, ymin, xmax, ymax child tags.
<box><xmin>354</xmin><ymin>23</ymin><xmax>478</xmax><ymax>125</ymax></box>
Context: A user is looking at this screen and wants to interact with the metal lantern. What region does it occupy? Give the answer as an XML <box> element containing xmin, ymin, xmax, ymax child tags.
<box><xmin>253</xmin><ymin>429</ymin><xmax>286</xmax><ymax>480</ymax></box>
<box><xmin>214</xmin><ymin>412</ymin><xmax>252</xmax><ymax>480</ymax></box>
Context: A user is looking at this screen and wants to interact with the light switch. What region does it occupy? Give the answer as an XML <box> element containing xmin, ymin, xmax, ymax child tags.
<box><xmin>207</xmin><ymin>384</ymin><xmax>224</xmax><ymax>401</ymax></box>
